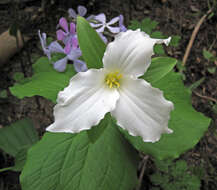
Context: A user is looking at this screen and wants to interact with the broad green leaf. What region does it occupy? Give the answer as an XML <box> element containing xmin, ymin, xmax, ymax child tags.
<box><xmin>143</xmin><ymin>57</ymin><xmax>177</xmax><ymax>83</ymax></box>
<box><xmin>10</xmin><ymin>57</ymin><xmax>76</xmax><ymax>103</ymax></box>
<box><xmin>120</xmin><ymin>71</ymin><xmax>211</xmax><ymax>160</ymax></box>
<box><xmin>77</xmin><ymin>16</ymin><xmax>106</xmax><ymax>69</ymax></box>
<box><xmin>87</xmin><ymin>113</ymin><xmax>110</xmax><ymax>143</ymax></box>
<box><xmin>0</xmin><ymin>118</ymin><xmax>38</xmax><ymax>157</ymax></box>
<box><xmin>21</xmin><ymin>121</ymin><xmax>138</xmax><ymax>190</ymax></box>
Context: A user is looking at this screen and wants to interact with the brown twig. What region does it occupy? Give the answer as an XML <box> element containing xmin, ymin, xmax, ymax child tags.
<box><xmin>182</xmin><ymin>8</ymin><xmax>213</xmax><ymax>66</ymax></box>
<box><xmin>136</xmin><ymin>155</ymin><xmax>149</xmax><ymax>190</ymax></box>
<box><xmin>193</xmin><ymin>91</ymin><xmax>217</xmax><ymax>103</ymax></box>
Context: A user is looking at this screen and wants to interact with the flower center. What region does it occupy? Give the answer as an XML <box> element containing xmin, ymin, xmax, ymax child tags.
<box><xmin>105</xmin><ymin>71</ymin><xmax>123</xmax><ymax>88</ymax></box>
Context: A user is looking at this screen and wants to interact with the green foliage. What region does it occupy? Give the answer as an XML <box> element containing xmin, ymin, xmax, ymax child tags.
<box><xmin>203</xmin><ymin>49</ymin><xmax>216</xmax><ymax>61</ymax></box>
<box><xmin>0</xmin><ymin>118</ymin><xmax>39</xmax><ymax>172</ymax></box>
<box><xmin>20</xmin><ymin>119</ymin><xmax>138</xmax><ymax>190</ymax></box>
<box><xmin>142</xmin><ymin>57</ymin><xmax>177</xmax><ymax>83</ymax></box>
<box><xmin>77</xmin><ymin>16</ymin><xmax>106</xmax><ymax>69</ymax></box>
<box><xmin>170</xmin><ymin>35</ymin><xmax>181</xmax><ymax>47</ymax></box>
<box><xmin>13</xmin><ymin>72</ymin><xmax>25</xmax><ymax>82</ymax></box>
<box><xmin>128</xmin><ymin>18</ymin><xmax>181</xmax><ymax>54</ymax></box>
<box><xmin>10</xmin><ymin>57</ymin><xmax>76</xmax><ymax>103</ymax></box>
<box><xmin>151</xmin><ymin>159</ymin><xmax>201</xmax><ymax>190</ymax></box>
<box><xmin>128</xmin><ymin>18</ymin><xmax>158</xmax><ymax>35</ymax></box>
<box><xmin>120</xmin><ymin>71</ymin><xmax>211</xmax><ymax>160</ymax></box>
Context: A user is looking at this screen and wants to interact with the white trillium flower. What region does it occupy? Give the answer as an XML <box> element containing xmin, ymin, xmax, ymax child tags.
<box><xmin>47</xmin><ymin>30</ymin><xmax>174</xmax><ymax>142</ymax></box>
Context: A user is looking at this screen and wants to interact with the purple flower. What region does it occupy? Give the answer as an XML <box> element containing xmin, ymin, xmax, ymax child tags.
<box><xmin>68</xmin><ymin>5</ymin><xmax>94</xmax><ymax>20</ymax></box>
<box><xmin>49</xmin><ymin>40</ymin><xmax>87</xmax><ymax>72</ymax></box>
<box><xmin>90</xmin><ymin>13</ymin><xmax>120</xmax><ymax>33</ymax></box>
<box><xmin>98</xmin><ymin>33</ymin><xmax>108</xmax><ymax>44</ymax></box>
<box><xmin>56</xmin><ymin>17</ymin><xmax>77</xmax><ymax>46</ymax></box>
<box><xmin>38</xmin><ymin>30</ymin><xmax>51</xmax><ymax>59</ymax></box>
<box><xmin>119</xmin><ymin>15</ymin><xmax>127</xmax><ymax>32</ymax></box>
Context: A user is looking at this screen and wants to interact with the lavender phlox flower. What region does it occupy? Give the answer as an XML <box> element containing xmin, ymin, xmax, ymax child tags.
<box><xmin>49</xmin><ymin>40</ymin><xmax>87</xmax><ymax>72</ymax></box>
<box><xmin>56</xmin><ymin>17</ymin><xmax>77</xmax><ymax>46</ymax></box>
<box><xmin>68</xmin><ymin>5</ymin><xmax>94</xmax><ymax>20</ymax></box>
<box><xmin>98</xmin><ymin>33</ymin><xmax>108</xmax><ymax>44</ymax></box>
<box><xmin>38</xmin><ymin>30</ymin><xmax>51</xmax><ymax>59</ymax></box>
<box><xmin>119</xmin><ymin>14</ymin><xmax>127</xmax><ymax>32</ymax></box>
<box><xmin>90</xmin><ymin>13</ymin><xmax>120</xmax><ymax>33</ymax></box>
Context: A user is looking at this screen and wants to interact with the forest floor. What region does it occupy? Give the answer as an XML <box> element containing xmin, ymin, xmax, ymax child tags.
<box><xmin>0</xmin><ymin>0</ymin><xmax>216</xmax><ymax>189</ymax></box>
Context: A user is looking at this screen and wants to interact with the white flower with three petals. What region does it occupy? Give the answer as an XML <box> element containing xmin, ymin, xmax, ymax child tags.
<box><xmin>46</xmin><ymin>30</ymin><xmax>174</xmax><ymax>142</ymax></box>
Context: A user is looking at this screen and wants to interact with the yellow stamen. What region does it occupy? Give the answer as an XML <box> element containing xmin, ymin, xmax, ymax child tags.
<box><xmin>105</xmin><ymin>71</ymin><xmax>122</xmax><ymax>88</ymax></box>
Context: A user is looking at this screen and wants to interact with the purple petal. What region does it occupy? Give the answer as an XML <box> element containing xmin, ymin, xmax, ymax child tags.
<box><xmin>49</xmin><ymin>41</ymin><xmax>64</xmax><ymax>54</ymax></box>
<box><xmin>120</xmin><ymin>25</ymin><xmax>127</xmax><ymax>32</ymax></box>
<box><xmin>73</xmin><ymin>60</ymin><xmax>88</xmax><ymax>72</ymax></box>
<box><xmin>38</xmin><ymin>30</ymin><xmax>46</xmax><ymax>50</ymax></box>
<box><xmin>59</xmin><ymin>17</ymin><xmax>69</xmax><ymax>33</ymax></box>
<box><xmin>64</xmin><ymin>42</ymin><xmax>71</xmax><ymax>54</ymax></box>
<box><xmin>119</xmin><ymin>14</ymin><xmax>127</xmax><ymax>32</ymax></box>
<box><xmin>71</xmin><ymin>37</ymin><xmax>79</xmax><ymax>49</ymax></box>
<box><xmin>119</xmin><ymin>14</ymin><xmax>124</xmax><ymax>24</ymax></box>
<box><xmin>107</xmin><ymin>26</ymin><xmax>120</xmax><ymax>33</ymax></box>
<box><xmin>56</xmin><ymin>29</ymin><xmax>66</xmax><ymax>41</ymax></box>
<box><xmin>70</xmin><ymin>22</ymin><xmax>76</xmax><ymax>34</ymax></box>
<box><xmin>77</xmin><ymin>5</ymin><xmax>87</xmax><ymax>17</ymax></box>
<box><xmin>67</xmin><ymin>48</ymin><xmax>82</xmax><ymax>61</ymax></box>
<box><xmin>86</xmin><ymin>15</ymin><xmax>95</xmax><ymax>21</ymax></box>
<box><xmin>68</xmin><ymin>8</ymin><xmax>77</xmax><ymax>18</ymax></box>
<box><xmin>53</xmin><ymin>57</ymin><xmax>68</xmax><ymax>72</ymax></box>
<box><xmin>90</xmin><ymin>23</ymin><xmax>102</xmax><ymax>28</ymax></box>
<box><xmin>94</xmin><ymin>13</ymin><xmax>106</xmax><ymax>24</ymax></box>
<box><xmin>107</xmin><ymin>16</ymin><xmax>119</xmax><ymax>25</ymax></box>
<box><xmin>96</xmin><ymin>25</ymin><xmax>106</xmax><ymax>33</ymax></box>
<box><xmin>98</xmin><ymin>33</ymin><xmax>108</xmax><ymax>44</ymax></box>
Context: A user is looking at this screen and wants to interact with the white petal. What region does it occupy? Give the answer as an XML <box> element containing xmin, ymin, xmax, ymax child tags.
<box><xmin>103</xmin><ymin>30</ymin><xmax>171</xmax><ymax>77</ymax></box>
<box><xmin>112</xmin><ymin>77</ymin><xmax>173</xmax><ymax>142</ymax></box>
<box><xmin>46</xmin><ymin>69</ymin><xmax>120</xmax><ymax>133</ymax></box>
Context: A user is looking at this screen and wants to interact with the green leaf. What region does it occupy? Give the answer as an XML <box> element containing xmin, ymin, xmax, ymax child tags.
<box><xmin>154</xmin><ymin>44</ymin><xmax>165</xmax><ymax>55</ymax></box>
<box><xmin>203</xmin><ymin>49</ymin><xmax>214</xmax><ymax>60</ymax></box>
<box><xmin>0</xmin><ymin>118</ymin><xmax>39</xmax><ymax>157</ymax></box>
<box><xmin>128</xmin><ymin>18</ymin><xmax>158</xmax><ymax>35</ymax></box>
<box><xmin>20</xmin><ymin>121</ymin><xmax>138</xmax><ymax>190</ymax></box>
<box><xmin>170</xmin><ymin>35</ymin><xmax>181</xmax><ymax>47</ymax></box>
<box><xmin>10</xmin><ymin>57</ymin><xmax>76</xmax><ymax>103</ymax></box>
<box><xmin>120</xmin><ymin>71</ymin><xmax>211</xmax><ymax>160</ymax></box>
<box><xmin>142</xmin><ymin>57</ymin><xmax>177</xmax><ymax>83</ymax></box>
<box><xmin>13</xmin><ymin>72</ymin><xmax>25</xmax><ymax>82</ymax></box>
<box><xmin>87</xmin><ymin>113</ymin><xmax>110</xmax><ymax>143</ymax></box>
<box><xmin>77</xmin><ymin>16</ymin><xmax>106</xmax><ymax>69</ymax></box>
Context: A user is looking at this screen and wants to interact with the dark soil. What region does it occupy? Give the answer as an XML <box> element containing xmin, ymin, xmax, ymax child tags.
<box><xmin>0</xmin><ymin>0</ymin><xmax>216</xmax><ymax>190</ymax></box>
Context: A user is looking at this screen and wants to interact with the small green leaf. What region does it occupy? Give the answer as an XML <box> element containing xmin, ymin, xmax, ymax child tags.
<box><xmin>151</xmin><ymin>31</ymin><xmax>165</xmax><ymax>39</ymax></box>
<box><xmin>77</xmin><ymin>16</ymin><xmax>106</xmax><ymax>69</ymax></box>
<box><xmin>21</xmin><ymin>120</ymin><xmax>138</xmax><ymax>190</ymax></box>
<box><xmin>154</xmin><ymin>44</ymin><xmax>165</xmax><ymax>55</ymax></box>
<box><xmin>13</xmin><ymin>72</ymin><xmax>25</xmax><ymax>82</ymax></box>
<box><xmin>142</xmin><ymin>57</ymin><xmax>177</xmax><ymax>83</ymax></box>
<box><xmin>207</xmin><ymin>67</ymin><xmax>216</xmax><ymax>74</ymax></box>
<box><xmin>188</xmin><ymin>77</ymin><xmax>205</xmax><ymax>92</ymax></box>
<box><xmin>203</xmin><ymin>49</ymin><xmax>214</xmax><ymax>60</ymax></box>
<box><xmin>0</xmin><ymin>118</ymin><xmax>39</xmax><ymax>157</ymax></box>
<box><xmin>170</xmin><ymin>35</ymin><xmax>181</xmax><ymax>47</ymax></box>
